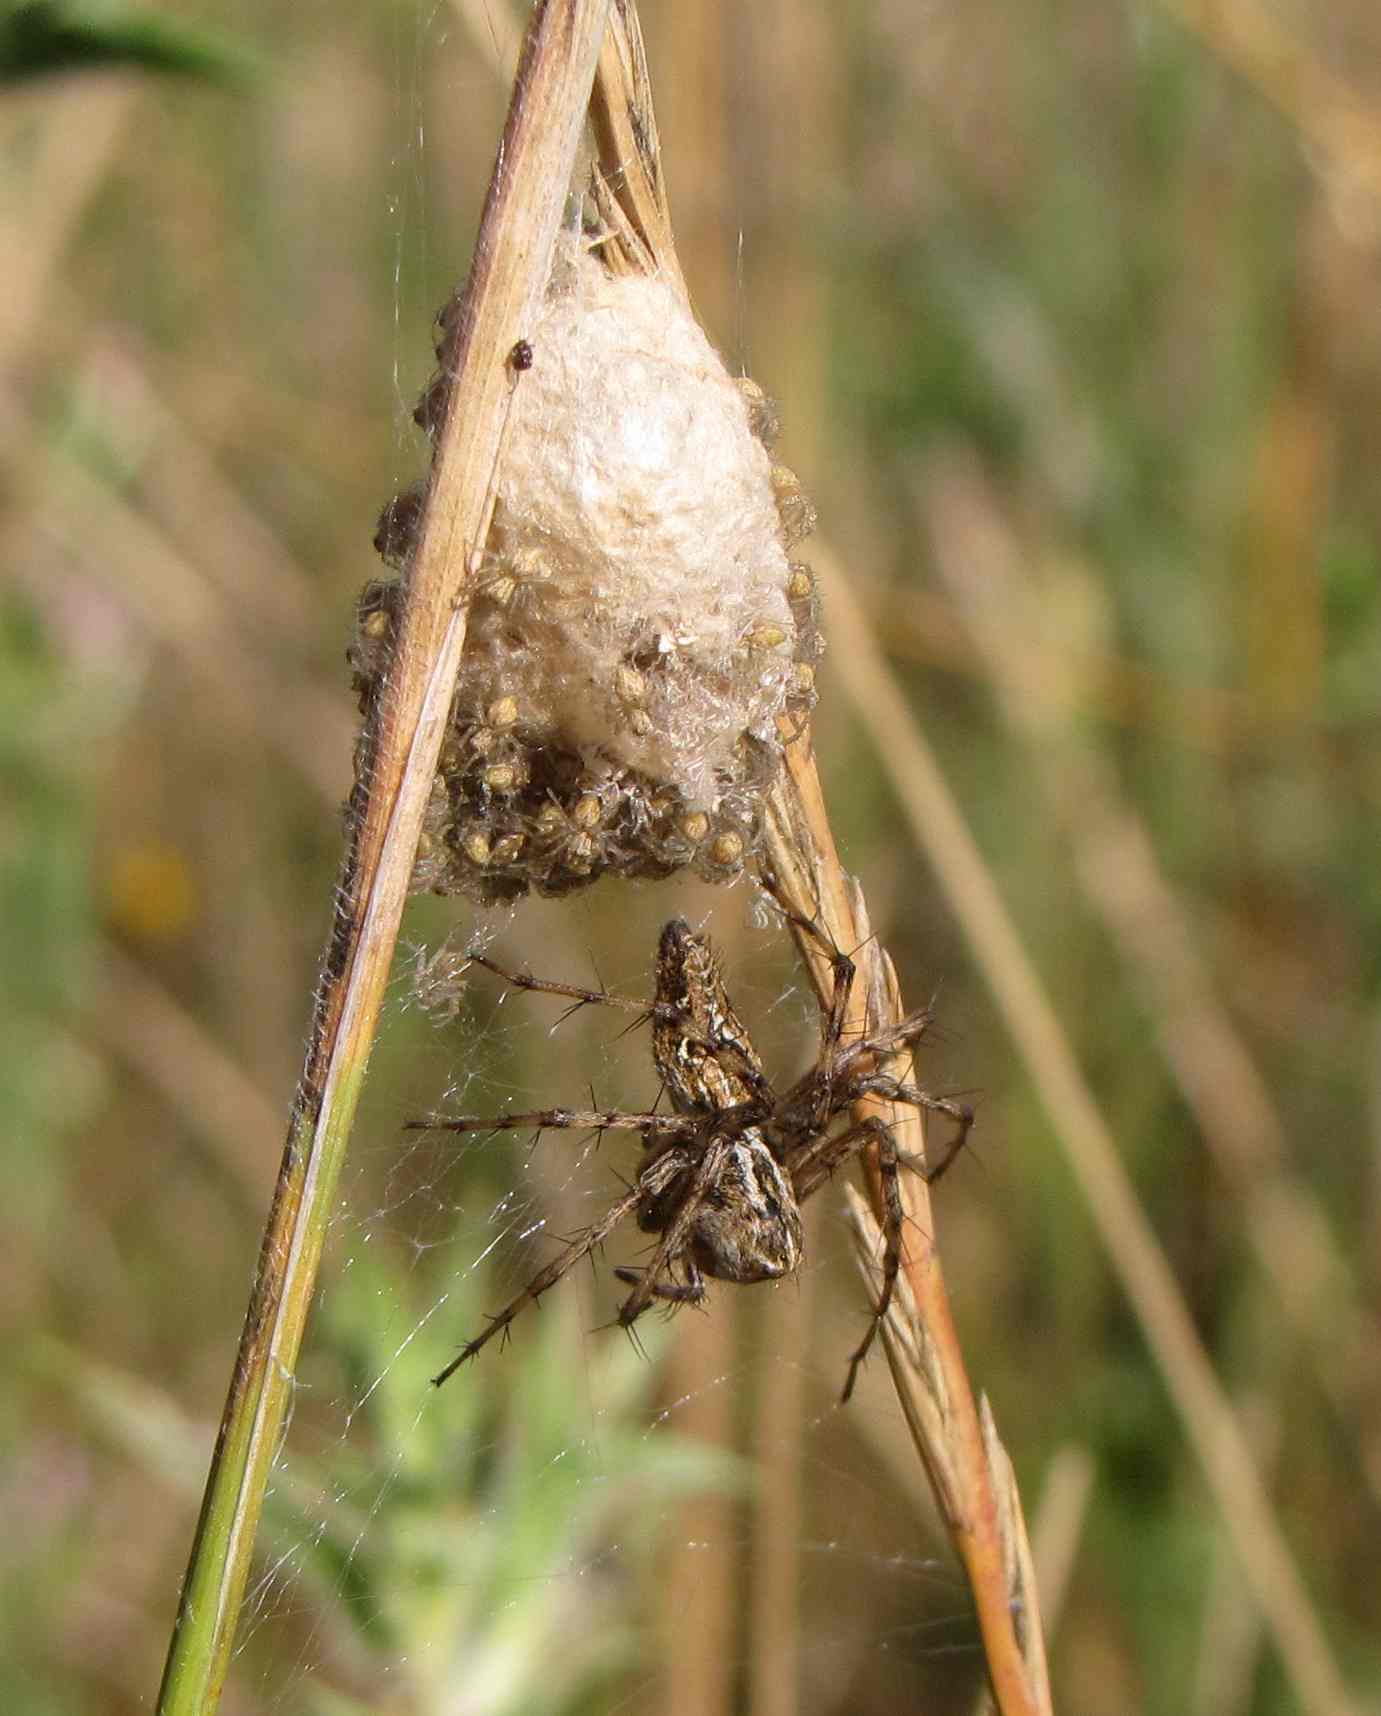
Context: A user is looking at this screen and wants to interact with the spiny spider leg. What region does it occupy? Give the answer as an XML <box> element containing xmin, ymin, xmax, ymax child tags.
<box><xmin>613</xmin><ymin>1258</ymin><xmax>705</xmax><ymax>1306</ymax></box>
<box><xmin>755</xmin><ymin>878</ymin><xmax>871</xmax><ymax>1127</ymax></box>
<box><xmin>788</xmin><ymin>1098</ymin><xmax>972</xmax><ymax>1402</ymax></box>
<box><xmin>850</xmin><ymin>1080</ymin><xmax>975</xmax><ymax>1185</ymax></box>
<box><xmin>831</xmin><ymin>1004</ymin><xmax>938</xmax><ymax>1072</ymax></box>
<box><xmin>613</xmin><ymin>1133</ymin><xmax>733</xmax><ymax>1328</ymax></box>
<box><xmin>836</xmin><ymin>1116</ymin><xmax>906</xmax><ymax>1404</ymax></box>
<box><xmin>461</xmin><ymin>934</ymin><xmax>767</xmax><ymax>1099</ymax></box>
<box><xmin>768</xmin><ymin>1003</ymin><xmax>934</xmax><ymax>1130</ymax></box>
<box><xmin>789</xmin><ymin>1095</ymin><xmax>972</xmax><ymax>1204</ymax></box>
<box><xmin>406</xmin><ymin>1109</ymin><xmax>696</xmax><ymax>1138</ymax></box>
<box><xmin>462</xmin><ymin>949</ymin><xmax>671</xmax><ymax>1026</ymax></box>
<box><xmin>752</xmin><ymin>885</ymin><xmax>974</xmax><ymax>1398</ymax></box>
<box><xmin>431</xmin><ymin>1183</ymin><xmax>644</xmax><ymax>1386</ymax></box>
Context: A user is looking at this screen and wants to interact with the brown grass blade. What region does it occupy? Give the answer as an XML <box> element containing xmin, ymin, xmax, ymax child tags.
<box><xmin>156</xmin><ymin>6</ymin><xmax>613</xmax><ymax>1711</ymax></box>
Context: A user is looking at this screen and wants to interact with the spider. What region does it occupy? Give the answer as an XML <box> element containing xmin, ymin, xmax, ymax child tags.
<box><xmin>410</xmin><ymin>912</ymin><xmax>972</xmax><ymax>1401</ymax></box>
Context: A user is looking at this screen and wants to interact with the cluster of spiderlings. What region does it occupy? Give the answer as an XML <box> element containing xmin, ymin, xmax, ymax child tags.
<box><xmin>352</xmin><ymin>243</ymin><xmax>823</xmax><ymax>904</ymax></box>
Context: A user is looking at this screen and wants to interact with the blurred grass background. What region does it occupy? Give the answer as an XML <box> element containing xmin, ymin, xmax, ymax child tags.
<box><xmin>3</xmin><ymin>1</ymin><xmax>1381</xmax><ymax>1712</ymax></box>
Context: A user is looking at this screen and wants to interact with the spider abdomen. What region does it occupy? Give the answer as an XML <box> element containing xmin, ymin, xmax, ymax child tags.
<box><xmin>692</xmin><ymin>1137</ymin><xmax>804</xmax><ymax>1284</ymax></box>
<box><xmin>632</xmin><ymin>1133</ymin><xmax>803</xmax><ymax>1284</ymax></box>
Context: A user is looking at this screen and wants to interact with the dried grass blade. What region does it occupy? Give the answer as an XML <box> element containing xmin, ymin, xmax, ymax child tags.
<box><xmin>154</xmin><ymin>5</ymin><xmax>612</xmax><ymax>1713</ymax></box>
<box><xmin>762</xmin><ymin>760</ymin><xmax>1051</xmax><ymax>1716</ymax></box>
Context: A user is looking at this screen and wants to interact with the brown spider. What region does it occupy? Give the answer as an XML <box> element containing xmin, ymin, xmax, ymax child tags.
<box><xmin>410</xmin><ymin>914</ymin><xmax>972</xmax><ymax>1401</ymax></box>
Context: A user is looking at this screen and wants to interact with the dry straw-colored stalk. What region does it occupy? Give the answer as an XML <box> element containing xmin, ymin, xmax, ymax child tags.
<box><xmin>585</xmin><ymin>18</ymin><xmax>1053</xmax><ymax>1716</ymax></box>
<box><xmin>156</xmin><ymin>4</ymin><xmax>612</xmax><ymax>1711</ymax></box>
<box><xmin>762</xmin><ymin>756</ymin><xmax>1053</xmax><ymax>1716</ymax></box>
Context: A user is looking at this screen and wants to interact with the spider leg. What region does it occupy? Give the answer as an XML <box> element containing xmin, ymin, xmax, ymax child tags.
<box><xmin>612</xmin><ymin>1256</ymin><xmax>706</xmax><ymax>1306</ymax></box>
<box><xmin>615</xmin><ymin>1135</ymin><xmax>732</xmax><ymax>1330</ymax></box>
<box><xmin>782</xmin><ymin>1110</ymin><xmax>958</xmax><ymax>1402</ymax></box>
<box><xmin>772</xmin><ymin>1007</ymin><xmax>936</xmax><ymax>1150</ymax></box>
<box><xmin>405</xmin><ymin>1109</ymin><xmax>696</xmax><ymax>1138</ymax></box>
<box><xmin>788</xmin><ymin>1087</ymin><xmax>973</xmax><ymax>1207</ymax></box>
<box><xmin>757</xmin><ymin>877</ymin><xmax>865</xmax><ymax>1128</ymax></box>
<box><xmin>432</xmin><ymin>1183</ymin><xmax>644</xmax><ymax>1386</ymax></box>
<box><xmin>850</xmin><ymin>1082</ymin><xmax>974</xmax><ymax>1185</ymax></box>
<box><xmin>463</xmin><ymin>949</ymin><xmax>649</xmax><ymax>1016</ymax></box>
<box><xmin>796</xmin><ymin>910</ymin><xmax>859</xmax><ymax>1065</ymax></box>
<box><xmin>830</xmin><ymin>1004</ymin><xmax>938</xmax><ymax>1078</ymax></box>
<box><xmin>466</xmin><ymin>940</ymin><xmax>754</xmax><ymax>1098</ymax></box>
<box><xmin>835</xmin><ymin>1116</ymin><xmax>906</xmax><ymax>1404</ymax></box>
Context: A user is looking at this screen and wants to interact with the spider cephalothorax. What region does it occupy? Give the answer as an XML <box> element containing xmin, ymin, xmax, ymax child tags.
<box><xmin>413</xmin><ymin>914</ymin><xmax>970</xmax><ymax>1399</ymax></box>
